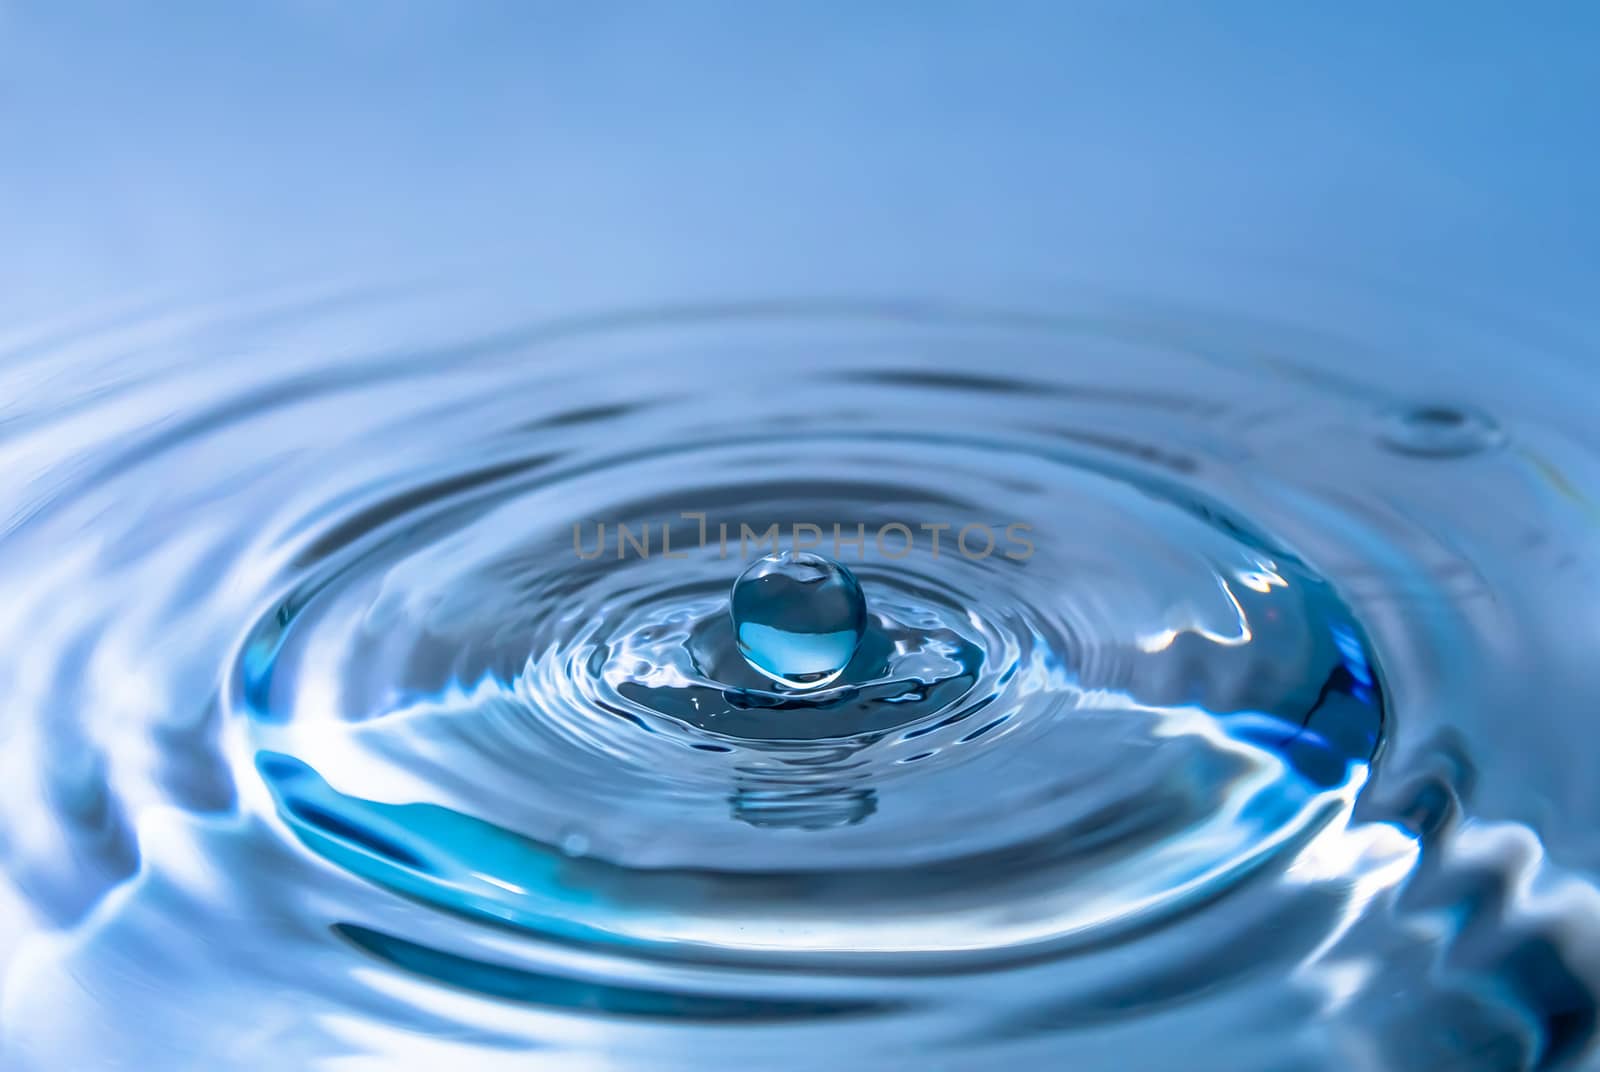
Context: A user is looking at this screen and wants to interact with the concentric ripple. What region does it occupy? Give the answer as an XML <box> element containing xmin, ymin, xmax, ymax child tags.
<box><xmin>236</xmin><ymin>406</ymin><xmax>1389</xmax><ymax>963</ymax></box>
<box><xmin>3</xmin><ymin>291</ymin><xmax>1599</xmax><ymax>1071</ymax></box>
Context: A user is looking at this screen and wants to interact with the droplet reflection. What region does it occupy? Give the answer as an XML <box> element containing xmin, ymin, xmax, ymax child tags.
<box><xmin>729</xmin><ymin>551</ymin><xmax>868</xmax><ymax>689</ymax></box>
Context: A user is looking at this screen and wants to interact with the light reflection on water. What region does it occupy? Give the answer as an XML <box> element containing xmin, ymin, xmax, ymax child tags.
<box><xmin>2</xmin><ymin>7</ymin><xmax>1599</xmax><ymax>1072</ymax></box>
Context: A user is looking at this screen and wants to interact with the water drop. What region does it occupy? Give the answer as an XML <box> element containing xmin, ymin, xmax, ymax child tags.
<box><xmin>1379</xmin><ymin>402</ymin><xmax>1504</xmax><ymax>458</ymax></box>
<box><xmin>730</xmin><ymin>551</ymin><xmax>867</xmax><ymax>689</ymax></box>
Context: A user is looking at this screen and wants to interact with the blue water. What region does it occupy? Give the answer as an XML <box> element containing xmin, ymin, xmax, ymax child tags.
<box><xmin>3</xmin><ymin>6</ymin><xmax>1600</xmax><ymax>1072</ymax></box>
<box><xmin>731</xmin><ymin>551</ymin><xmax>868</xmax><ymax>688</ymax></box>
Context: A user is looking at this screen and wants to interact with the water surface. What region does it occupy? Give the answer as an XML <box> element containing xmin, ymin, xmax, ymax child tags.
<box><xmin>1</xmin><ymin>7</ymin><xmax>1599</xmax><ymax>1072</ymax></box>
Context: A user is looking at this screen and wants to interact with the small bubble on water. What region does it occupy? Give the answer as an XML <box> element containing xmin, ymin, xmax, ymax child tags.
<box><xmin>730</xmin><ymin>550</ymin><xmax>867</xmax><ymax>689</ymax></box>
<box><xmin>1379</xmin><ymin>402</ymin><xmax>1504</xmax><ymax>458</ymax></box>
<box><xmin>559</xmin><ymin>830</ymin><xmax>590</xmax><ymax>858</ymax></box>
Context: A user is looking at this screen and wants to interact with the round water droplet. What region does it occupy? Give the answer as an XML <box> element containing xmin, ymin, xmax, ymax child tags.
<box><xmin>730</xmin><ymin>551</ymin><xmax>867</xmax><ymax>689</ymax></box>
<box><xmin>1379</xmin><ymin>402</ymin><xmax>1504</xmax><ymax>458</ymax></box>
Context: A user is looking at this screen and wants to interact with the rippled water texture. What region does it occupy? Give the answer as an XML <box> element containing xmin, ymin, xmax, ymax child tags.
<box><xmin>1</xmin><ymin>289</ymin><xmax>1598</xmax><ymax>1071</ymax></box>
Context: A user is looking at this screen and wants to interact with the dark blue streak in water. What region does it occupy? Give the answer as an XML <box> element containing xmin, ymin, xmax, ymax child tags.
<box><xmin>334</xmin><ymin>924</ymin><xmax>895</xmax><ymax>1021</ymax></box>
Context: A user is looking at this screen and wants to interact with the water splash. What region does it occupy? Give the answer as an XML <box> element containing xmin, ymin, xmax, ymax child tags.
<box><xmin>1</xmin><ymin>294</ymin><xmax>1597</xmax><ymax>1072</ymax></box>
<box><xmin>730</xmin><ymin>551</ymin><xmax>868</xmax><ymax>689</ymax></box>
